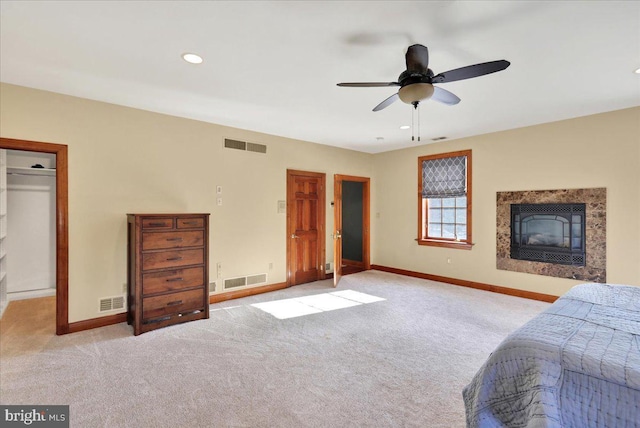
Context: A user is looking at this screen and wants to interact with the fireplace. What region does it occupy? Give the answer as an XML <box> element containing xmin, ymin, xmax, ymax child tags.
<box><xmin>510</xmin><ymin>203</ymin><xmax>586</xmax><ymax>266</ymax></box>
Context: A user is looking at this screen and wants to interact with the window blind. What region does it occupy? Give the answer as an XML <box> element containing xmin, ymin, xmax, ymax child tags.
<box><xmin>421</xmin><ymin>155</ymin><xmax>467</xmax><ymax>198</ymax></box>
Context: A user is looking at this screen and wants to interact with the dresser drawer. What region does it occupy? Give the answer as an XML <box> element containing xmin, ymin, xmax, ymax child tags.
<box><xmin>142</xmin><ymin>217</ymin><xmax>174</xmax><ymax>230</ymax></box>
<box><xmin>142</xmin><ymin>230</ymin><xmax>204</xmax><ymax>251</ymax></box>
<box><xmin>177</xmin><ymin>217</ymin><xmax>205</xmax><ymax>229</ymax></box>
<box><xmin>142</xmin><ymin>267</ymin><xmax>205</xmax><ymax>295</ymax></box>
<box><xmin>142</xmin><ymin>288</ymin><xmax>205</xmax><ymax>320</ymax></box>
<box><xmin>142</xmin><ymin>248</ymin><xmax>204</xmax><ymax>271</ymax></box>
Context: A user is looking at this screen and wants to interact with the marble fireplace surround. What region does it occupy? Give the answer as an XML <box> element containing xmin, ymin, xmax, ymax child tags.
<box><xmin>496</xmin><ymin>188</ymin><xmax>606</xmax><ymax>282</ymax></box>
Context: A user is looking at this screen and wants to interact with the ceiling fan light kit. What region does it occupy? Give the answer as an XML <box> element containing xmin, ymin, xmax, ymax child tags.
<box><xmin>398</xmin><ymin>83</ymin><xmax>434</xmax><ymax>105</ymax></box>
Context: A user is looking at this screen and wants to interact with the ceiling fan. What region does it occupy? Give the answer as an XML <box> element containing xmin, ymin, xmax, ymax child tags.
<box><xmin>337</xmin><ymin>44</ymin><xmax>510</xmax><ymax>111</ymax></box>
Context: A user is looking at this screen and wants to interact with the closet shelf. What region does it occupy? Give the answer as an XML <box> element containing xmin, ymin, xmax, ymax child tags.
<box><xmin>7</xmin><ymin>166</ymin><xmax>56</xmax><ymax>177</ymax></box>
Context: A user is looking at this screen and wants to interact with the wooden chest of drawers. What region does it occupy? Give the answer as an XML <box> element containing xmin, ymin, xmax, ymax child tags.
<box><xmin>127</xmin><ymin>213</ymin><xmax>210</xmax><ymax>335</ymax></box>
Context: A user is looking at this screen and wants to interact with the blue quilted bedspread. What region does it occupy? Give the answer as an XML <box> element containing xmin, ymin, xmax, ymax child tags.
<box><xmin>463</xmin><ymin>283</ymin><xmax>640</xmax><ymax>427</ymax></box>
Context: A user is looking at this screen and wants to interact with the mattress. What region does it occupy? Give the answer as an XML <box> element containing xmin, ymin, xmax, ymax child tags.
<box><xmin>463</xmin><ymin>283</ymin><xmax>640</xmax><ymax>427</ymax></box>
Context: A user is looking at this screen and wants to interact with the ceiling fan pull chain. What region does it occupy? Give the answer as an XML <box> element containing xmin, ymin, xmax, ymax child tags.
<box><xmin>411</xmin><ymin>107</ymin><xmax>415</xmax><ymax>141</ymax></box>
<box><xmin>417</xmin><ymin>104</ymin><xmax>421</xmax><ymax>142</ymax></box>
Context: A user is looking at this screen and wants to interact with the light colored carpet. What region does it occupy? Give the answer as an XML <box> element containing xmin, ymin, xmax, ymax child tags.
<box><xmin>0</xmin><ymin>270</ymin><xmax>550</xmax><ymax>427</ymax></box>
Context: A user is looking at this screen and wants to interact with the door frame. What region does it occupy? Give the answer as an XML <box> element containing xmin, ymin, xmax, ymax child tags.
<box><xmin>334</xmin><ymin>174</ymin><xmax>371</xmax><ymax>282</ymax></box>
<box><xmin>0</xmin><ymin>138</ymin><xmax>69</xmax><ymax>335</ymax></box>
<box><xmin>286</xmin><ymin>169</ymin><xmax>326</xmax><ymax>286</ymax></box>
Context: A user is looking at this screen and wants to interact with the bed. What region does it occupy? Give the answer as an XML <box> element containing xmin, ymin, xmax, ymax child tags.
<box><xmin>463</xmin><ymin>283</ymin><xmax>640</xmax><ymax>427</ymax></box>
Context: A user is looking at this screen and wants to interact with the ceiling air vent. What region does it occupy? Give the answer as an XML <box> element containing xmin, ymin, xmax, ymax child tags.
<box><xmin>224</xmin><ymin>138</ymin><xmax>266</xmax><ymax>154</ymax></box>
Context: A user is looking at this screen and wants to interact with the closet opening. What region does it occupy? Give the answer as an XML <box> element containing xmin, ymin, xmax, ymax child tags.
<box><xmin>0</xmin><ymin>138</ymin><xmax>68</xmax><ymax>335</ymax></box>
<box><xmin>6</xmin><ymin>150</ymin><xmax>57</xmax><ymax>301</ymax></box>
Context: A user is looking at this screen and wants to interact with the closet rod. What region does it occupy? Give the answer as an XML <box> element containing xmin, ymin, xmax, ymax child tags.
<box><xmin>7</xmin><ymin>172</ymin><xmax>56</xmax><ymax>177</ymax></box>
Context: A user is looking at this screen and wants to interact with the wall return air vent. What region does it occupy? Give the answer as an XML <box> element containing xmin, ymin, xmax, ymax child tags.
<box><xmin>224</xmin><ymin>139</ymin><xmax>267</xmax><ymax>154</ymax></box>
<box><xmin>99</xmin><ymin>295</ymin><xmax>125</xmax><ymax>312</ymax></box>
<box><xmin>224</xmin><ymin>274</ymin><xmax>268</xmax><ymax>290</ymax></box>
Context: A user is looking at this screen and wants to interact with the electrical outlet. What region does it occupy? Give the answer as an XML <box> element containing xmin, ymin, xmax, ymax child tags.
<box><xmin>269</xmin><ymin>262</ymin><xmax>273</xmax><ymax>271</ymax></box>
<box><xmin>216</xmin><ymin>262</ymin><xmax>222</xmax><ymax>278</ymax></box>
<box><xmin>122</xmin><ymin>282</ymin><xmax>127</xmax><ymax>293</ymax></box>
<box><xmin>447</xmin><ymin>258</ymin><xmax>452</xmax><ymax>264</ymax></box>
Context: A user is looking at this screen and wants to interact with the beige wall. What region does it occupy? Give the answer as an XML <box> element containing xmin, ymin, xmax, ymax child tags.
<box><xmin>372</xmin><ymin>107</ymin><xmax>640</xmax><ymax>296</ymax></box>
<box><xmin>2</xmin><ymin>82</ymin><xmax>638</xmax><ymax>323</ymax></box>
<box><xmin>0</xmin><ymin>83</ymin><xmax>373</xmax><ymax>322</ymax></box>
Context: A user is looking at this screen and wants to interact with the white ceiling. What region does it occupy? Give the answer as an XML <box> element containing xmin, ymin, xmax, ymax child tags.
<box><xmin>1</xmin><ymin>1</ymin><xmax>639</xmax><ymax>153</ymax></box>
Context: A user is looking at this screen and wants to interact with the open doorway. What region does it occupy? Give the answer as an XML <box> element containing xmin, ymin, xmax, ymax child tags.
<box><xmin>6</xmin><ymin>150</ymin><xmax>57</xmax><ymax>301</ymax></box>
<box><xmin>0</xmin><ymin>138</ymin><xmax>68</xmax><ymax>335</ymax></box>
<box><xmin>333</xmin><ymin>175</ymin><xmax>370</xmax><ymax>286</ymax></box>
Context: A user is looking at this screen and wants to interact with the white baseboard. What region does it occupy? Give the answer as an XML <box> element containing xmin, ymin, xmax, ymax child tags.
<box><xmin>8</xmin><ymin>288</ymin><xmax>56</xmax><ymax>301</ymax></box>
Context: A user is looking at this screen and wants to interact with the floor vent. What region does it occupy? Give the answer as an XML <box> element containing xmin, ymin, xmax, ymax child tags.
<box><xmin>224</xmin><ymin>138</ymin><xmax>266</xmax><ymax>154</ymax></box>
<box><xmin>99</xmin><ymin>295</ymin><xmax>125</xmax><ymax>312</ymax></box>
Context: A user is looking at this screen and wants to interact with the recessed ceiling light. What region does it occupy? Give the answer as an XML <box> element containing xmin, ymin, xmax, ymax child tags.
<box><xmin>399</xmin><ymin>125</ymin><xmax>411</xmax><ymax>130</ymax></box>
<box><xmin>635</xmin><ymin>67</ymin><xmax>640</xmax><ymax>74</ymax></box>
<box><xmin>182</xmin><ymin>53</ymin><xmax>203</xmax><ymax>64</ymax></box>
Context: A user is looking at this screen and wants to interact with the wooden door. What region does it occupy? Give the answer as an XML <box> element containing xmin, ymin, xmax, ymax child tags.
<box><xmin>333</xmin><ymin>177</ymin><xmax>343</xmax><ymax>287</ymax></box>
<box><xmin>286</xmin><ymin>170</ymin><xmax>326</xmax><ymax>286</ymax></box>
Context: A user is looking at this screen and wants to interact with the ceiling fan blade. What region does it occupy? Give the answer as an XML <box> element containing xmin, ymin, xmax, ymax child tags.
<box><xmin>373</xmin><ymin>93</ymin><xmax>399</xmax><ymax>112</ymax></box>
<box><xmin>405</xmin><ymin>44</ymin><xmax>429</xmax><ymax>72</ymax></box>
<box><xmin>431</xmin><ymin>86</ymin><xmax>461</xmax><ymax>105</ymax></box>
<box><xmin>431</xmin><ymin>60</ymin><xmax>510</xmax><ymax>83</ymax></box>
<box><xmin>337</xmin><ymin>82</ymin><xmax>399</xmax><ymax>87</ymax></box>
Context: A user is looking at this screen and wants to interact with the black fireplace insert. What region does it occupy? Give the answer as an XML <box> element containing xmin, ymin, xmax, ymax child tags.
<box><xmin>510</xmin><ymin>203</ymin><xmax>586</xmax><ymax>266</ymax></box>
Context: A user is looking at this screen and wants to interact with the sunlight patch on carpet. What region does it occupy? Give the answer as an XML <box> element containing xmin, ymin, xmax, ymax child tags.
<box><xmin>251</xmin><ymin>290</ymin><xmax>385</xmax><ymax>319</ymax></box>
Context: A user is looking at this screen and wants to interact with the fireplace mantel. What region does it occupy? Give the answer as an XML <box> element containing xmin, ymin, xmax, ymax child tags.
<box><xmin>496</xmin><ymin>188</ymin><xmax>606</xmax><ymax>282</ymax></box>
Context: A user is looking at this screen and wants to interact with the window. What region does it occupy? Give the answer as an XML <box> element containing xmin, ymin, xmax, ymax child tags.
<box><xmin>418</xmin><ymin>150</ymin><xmax>472</xmax><ymax>249</ymax></box>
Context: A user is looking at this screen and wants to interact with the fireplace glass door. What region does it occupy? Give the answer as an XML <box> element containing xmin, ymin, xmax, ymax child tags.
<box><xmin>511</xmin><ymin>203</ymin><xmax>585</xmax><ymax>266</ymax></box>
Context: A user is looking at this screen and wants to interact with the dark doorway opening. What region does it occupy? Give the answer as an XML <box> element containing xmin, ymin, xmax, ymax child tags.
<box><xmin>342</xmin><ymin>181</ymin><xmax>365</xmax><ymax>275</ymax></box>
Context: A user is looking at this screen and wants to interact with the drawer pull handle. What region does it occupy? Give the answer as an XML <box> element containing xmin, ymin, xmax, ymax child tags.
<box><xmin>166</xmin><ymin>300</ymin><xmax>183</xmax><ymax>307</ymax></box>
<box><xmin>166</xmin><ymin>237</ymin><xmax>183</xmax><ymax>242</ymax></box>
<box><xmin>166</xmin><ymin>277</ymin><xmax>184</xmax><ymax>282</ymax></box>
<box><xmin>149</xmin><ymin>222</ymin><xmax>167</xmax><ymax>226</ymax></box>
<box><xmin>166</xmin><ymin>257</ymin><xmax>183</xmax><ymax>261</ymax></box>
<box><xmin>183</xmin><ymin>221</ymin><xmax>198</xmax><ymax>225</ymax></box>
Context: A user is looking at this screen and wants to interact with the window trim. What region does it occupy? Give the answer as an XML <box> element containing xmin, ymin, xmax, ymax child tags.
<box><xmin>417</xmin><ymin>149</ymin><xmax>472</xmax><ymax>250</ymax></box>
